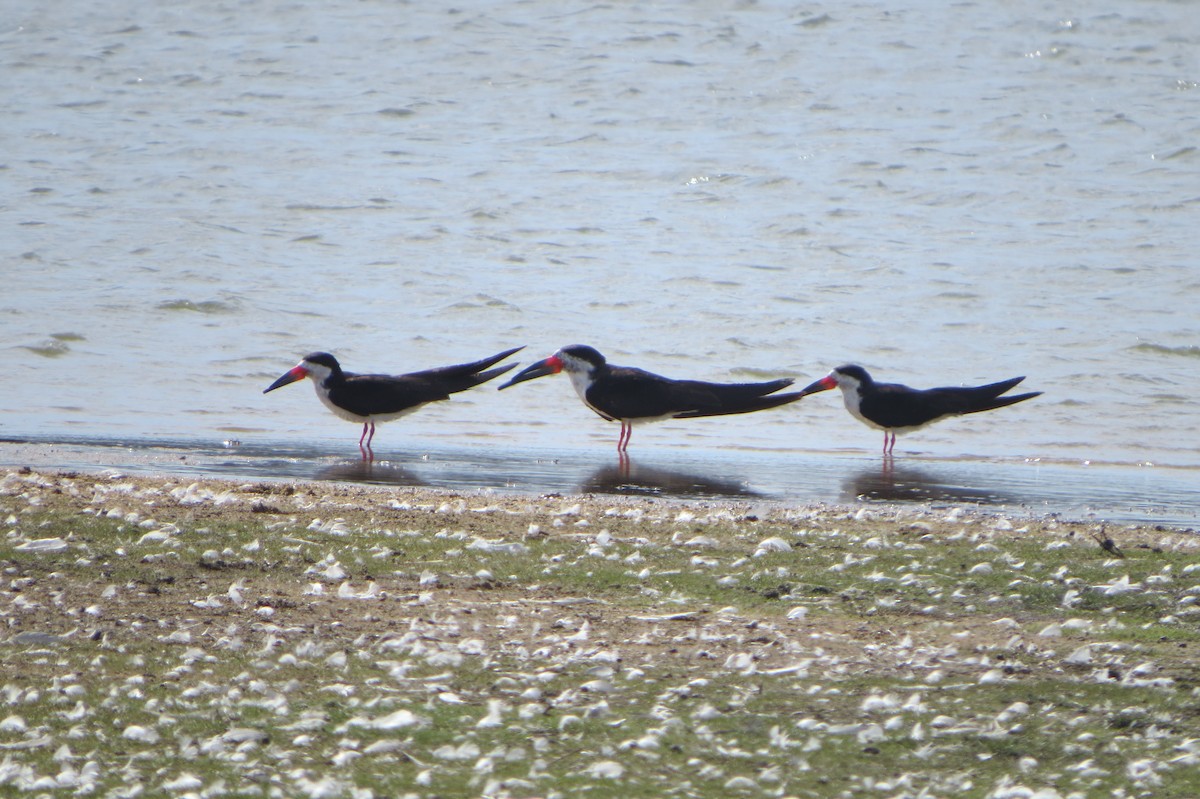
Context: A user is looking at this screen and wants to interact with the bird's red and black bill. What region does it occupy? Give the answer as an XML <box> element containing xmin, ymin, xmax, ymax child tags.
<box><xmin>798</xmin><ymin>374</ymin><xmax>837</xmax><ymax>397</ymax></box>
<box><xmin>498</xmin><ymin>355</ymin><xmax>563</xmax><ymax>390</ymax></box>
<box><xmin>264</xmin><ymin>365</ymin><xmax>309</xmax><ymax>394</ymax></box>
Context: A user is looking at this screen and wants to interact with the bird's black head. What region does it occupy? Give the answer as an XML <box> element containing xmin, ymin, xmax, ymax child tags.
<box><xmin>302</xmin><ymin>352</ymin><xmax>342</xmax><ymax>372</ymax></box>
<box><xmin>834</xmin><ymin>364</ymin><xmax>873</xmax><ymax>385</ymax></box>
<box><xmin>558</xmin><ymin>345</ymin><xmax>607</xmax><ymax>369</ymax></box>
<box><xmin>265</xmin><ymin>351</ymin><xmax>343</xmax><ymax>394</ymax></box>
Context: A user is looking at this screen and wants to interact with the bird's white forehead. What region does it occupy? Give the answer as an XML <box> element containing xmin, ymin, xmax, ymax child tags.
<box><xmin>301</xmin><ymin>359</ymin><xmax>334</xmax><ymax>383</ymax></box>
<box><xmin>556</xmin><ymin>351</ymin><xmax>594</xmax><ymax>374</ymax></box>
<box><xmin>833</xmin><ymin>371</ymin><xmax>860</xmax><ymax>391</ymax></box>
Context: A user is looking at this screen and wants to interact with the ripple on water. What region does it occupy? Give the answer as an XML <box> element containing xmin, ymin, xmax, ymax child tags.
<box><xmin>157</xmin><ymin>299</ymin><xmax>239</xmax><ymax>314</ymax></box>
<box><xmin>1131</xmin><ymin>343</ymin><xmax>1200</xmax><ymax>359</ymax></box>
<box><xmin>21</xmin><ymin>333</ymin><xmax>85</xmax><ymax>358</ymax></box>
<box><xmin>22</xmin><ymin>340</ymin><xmax>71</xmax><ymax>358</ymax></box>
<box><xmin>444</xmin><ymin>295</ymin><xmax>520</xmax><ymax>312</ymax></box>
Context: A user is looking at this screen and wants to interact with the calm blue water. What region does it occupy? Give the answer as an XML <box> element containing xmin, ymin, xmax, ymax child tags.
<box><xmin>3</xmin><ymin>1</ymin><xmax>1198</xmax><ymax>523</ymax></box>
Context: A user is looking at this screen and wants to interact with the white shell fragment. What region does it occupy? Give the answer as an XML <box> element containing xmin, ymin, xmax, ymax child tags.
<box><xmin>14</xmin><ymin>538</ymin><xmax>69</xmax><ymax>553</ymax></box>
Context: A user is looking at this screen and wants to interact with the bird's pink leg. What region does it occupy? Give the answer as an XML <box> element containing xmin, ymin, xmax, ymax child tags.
<box><xmin>359</xmin><ymin>421</ymin><xmax>377</xmax><ymax>462</ymax></box>
<box><xmin>617</xmin><ymin>421</ymin><xmax>632</xmax><ymax>452</ymax></box>
<box><xmin>882</xmin><ymin>431</ymin><xmax>896</xmax><ymax>456</ymax></box>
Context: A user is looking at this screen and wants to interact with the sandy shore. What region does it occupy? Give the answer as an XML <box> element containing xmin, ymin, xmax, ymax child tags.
<box><xmin>2</xmin><ymin>465</ymin><xmax>1199</xmax><ymax>797</ymax></box>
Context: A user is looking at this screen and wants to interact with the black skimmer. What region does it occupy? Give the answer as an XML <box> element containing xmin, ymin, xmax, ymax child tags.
<box><xmin>798</xmin><ymin>364</ymin><xmax>1042</xmax><ymax>455</ymax></box>
<box><xmin>264</xmin><ymin>346</ymin><xmax>523</xmax><ymax>460</ymax></box>
<box><xmin>497</xmin><ymin>345</ymin><xmax>804</xmax><ymax>453</ymax></box>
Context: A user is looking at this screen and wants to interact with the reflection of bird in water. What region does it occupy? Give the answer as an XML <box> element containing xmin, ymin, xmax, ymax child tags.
<box><xmin>844</xmin><ymin>462</ymin><xmax>1015</xmax><ymax>506</ymax></box>
<box><xmin>580</xmin><ymin>459</ymin><xmax>761</xmax><ymax>500</ymax></box>
<box><xmin>315</xmin><ymin>461</ymin><xmax>426</xmax><ymax>488</ymax></box>
<box><xmin>799</xmin><ymin>365</ymin><xmax>1042</xmax><ymax>455</ymax></box>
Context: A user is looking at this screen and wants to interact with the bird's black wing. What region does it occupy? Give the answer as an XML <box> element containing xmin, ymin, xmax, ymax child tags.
<box><xmin>857</xmin><ymin>383</ymin><xmax>948</xmax><ymax>428</ymax></box>
<box><xmin>587</xmin><ymin>367</ymin><xmax>796</xmax><ymax>420</ymax></box>
<box><xmin>671</xmin><ymin>378</ymin><xmax>800</xmax><ymax>418</ymax></box>
<box><xmin>582</xmin><ymin>367</ymin><xmax>687</xmax><ymax>421</ymax></box>
<box><xmin>328</xmin><ymin>375</ymin><xmax>451</xmax><ymax>416</ymax></box>
<box><xmin>387</xmin><ymin>347</ymin><xmax>524</xmax><ymax>395</ymax></box>
<box><xmin>863</xmin><ymin>378</ymin><xmax>1038</xmax><ymax>427</ymax></box>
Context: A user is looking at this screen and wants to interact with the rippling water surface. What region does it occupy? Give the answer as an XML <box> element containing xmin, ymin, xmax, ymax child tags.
<box><xmin>4</xmin><ymin>2</ymin><xmax>1198</xmax><ymax>521</ymax></box>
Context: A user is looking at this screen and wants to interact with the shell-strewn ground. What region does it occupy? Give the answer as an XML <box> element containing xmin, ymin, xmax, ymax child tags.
<box><xmin>2</xmin><ymin>467</ymin><xmax>1199</xmax><ymax>798</ymax></box>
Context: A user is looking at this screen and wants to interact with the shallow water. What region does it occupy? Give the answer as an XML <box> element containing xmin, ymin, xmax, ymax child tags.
<box><xmin>3</xmin><ymin>436</ymin><xmax>1196</xmax><ymax>529</ymax></box>
<box><xmin>4</xmin><ymin>1</ymin><xmax>1199</xmax><ymax>521</ymax></box>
